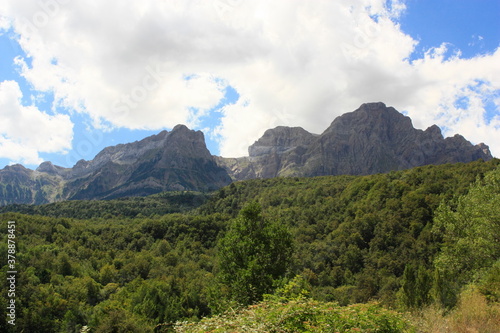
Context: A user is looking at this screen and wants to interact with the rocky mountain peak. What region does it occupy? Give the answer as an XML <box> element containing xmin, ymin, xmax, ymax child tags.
<box><xmin>424</xmin><ymin>125</ymin><xmax>443</xmax><ymax>140</ymax></box>
<box><xmin>36</xmin><ymin>161</ymin><xmax>68</xmax><ymax>176</ymax></box>
<box><xmin>324</xmin><ymin>102</ymin><xmax>413</xmax><ymax>137</ymax></box>
<box><xmin>168</xmin><ymin>124</ymin><xmax>206</xmax><ymax>144</ymax></box>
<box><xmin>63</xmin><ymin>124</ymin><xmax>230</xmax><ymax>200</ymax></box>
<box><xmin>217</xmin><ymin>103</ymin><xmax>493</xmax><ymax>180</ymax></box>
<box><xmin>91</xmin><ymin>130</ymin><xmax>170</xmax><ymax>168</ymax></box>
<box><xmin>0</xmin><ymin>124</ymin><xmax>232</xmax><ymax>204</ymax></box>
<box><xmin>172</xmin><ymin>124</ymin><xmax>190</xmax><ymax>132</ymax></box>
<box><xmin>249</xmin><ymin>126</ymin><xmax>317</xmax><ymax>157</ymax></box>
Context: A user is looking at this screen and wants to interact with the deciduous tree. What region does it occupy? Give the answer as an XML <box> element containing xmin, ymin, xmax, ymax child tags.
<box><xmin>217</xmin><ymin>202</ymin><xmax>294</xmax><ymax>305</ymax></box>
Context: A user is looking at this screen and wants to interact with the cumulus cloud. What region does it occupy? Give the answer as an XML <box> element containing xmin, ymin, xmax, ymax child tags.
<box><xmin>0</xmin><ymin>80</ymin><xmax>73</xmax><ymax>165</ymax></box>
<box><xmin>2</xmin><ymin>0</ymin><xmax>499</xmax><ymax>158</ymax></box>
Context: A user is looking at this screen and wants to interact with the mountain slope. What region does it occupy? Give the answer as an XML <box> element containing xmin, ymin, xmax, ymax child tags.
<box><xmin>0</xmin><ymin>125</ymin><xmax>232</xmax><ymax>205</ymax></box>
<box><xmin>63</xmin><ymin>125</ymin><xmax>232</xmax><ymax>200</ymax></box>
<box><xmin>217</xmin><ymin>102</ymin><xmax>492</xmax><ymax>180</ymax></box>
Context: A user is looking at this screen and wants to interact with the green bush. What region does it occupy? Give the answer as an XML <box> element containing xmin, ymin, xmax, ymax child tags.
<box><xmin>172</xmin><ymin>299</ymin><xmax>414</xmax><ymax>332</ymax></box>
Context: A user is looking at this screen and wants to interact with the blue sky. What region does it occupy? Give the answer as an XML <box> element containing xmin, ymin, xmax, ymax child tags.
<box><xmin>400</xmin><ymin>0</ymin><xmax>500</xmax><ymax>60</ymax></box>
<box><xmin>0</xmin><ymin>0</ymin><xmax>499</xmax><ymax>169</ymax></box>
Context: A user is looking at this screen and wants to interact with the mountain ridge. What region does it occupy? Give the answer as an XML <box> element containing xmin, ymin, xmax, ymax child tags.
<box><xmin>0</xmin><ymin>125</ymin><xmax>232</xmax><ymax>205</ymax></box>
<box><xmin>217</xmin><ymin>102</ymin><xmax>492</xmax><ymax>180</ymax></box>
<box><xmin>0</xmin><ymin>102</ymin><xmax>493</xmax><ymax>205</ymax></box>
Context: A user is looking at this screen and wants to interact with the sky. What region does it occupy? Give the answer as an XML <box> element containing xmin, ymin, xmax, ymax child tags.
<box><xmin>0</xmin><ymin>0</ymin><xmax>499</xmax><ymax>169</ymax></box>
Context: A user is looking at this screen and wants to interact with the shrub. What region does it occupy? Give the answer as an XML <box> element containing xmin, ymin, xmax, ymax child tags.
<box><xmin>172</xmin><ymin>299</ymin><xmax>414</xmax><ymax>333</ymax></box>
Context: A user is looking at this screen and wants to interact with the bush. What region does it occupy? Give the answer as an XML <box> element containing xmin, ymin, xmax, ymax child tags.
<box><xmin>172</xmin><ymin>299</ymin><xmax>414</xmax><ymax>332</ymax></box>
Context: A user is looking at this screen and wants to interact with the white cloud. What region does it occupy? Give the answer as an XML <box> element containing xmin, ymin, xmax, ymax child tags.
<box><xmin>0</xmin><ymin>80</ymin><xmax>73</xmax><ymax>165</ymax></box>
<box><xmin>1</xmin><ymin>0</ymin><xmax>499</xmax><ymax>158</ymax></box>
<box><xmin>0</xmin><ymin>15</ymin><xmax>10</xmax><ymax>31</ymax></box>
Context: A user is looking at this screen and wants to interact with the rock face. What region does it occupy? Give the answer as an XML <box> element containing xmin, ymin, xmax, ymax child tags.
<box><xmin>0</xmin><ymin>102</ymin><xmax>494</xmax><ymax>205</ymax></box>
<box><xmin>217</xmin><ymin>102</ymin><xmax>493</xmax><ymax>180</ymax></box>
<box><xmin>0</xmin><ymin>125</ymin><xmax>232</xmax><ymax>205</ymax></box>
<box><xmin>215</xmin><ymin>127</ymin><xmax>319</xmax><ymax>180</ymax></box>
<box><xmin>0</xmin><ymin>164</ymin><xmax>64</xmax><ymax>205</ymax></box>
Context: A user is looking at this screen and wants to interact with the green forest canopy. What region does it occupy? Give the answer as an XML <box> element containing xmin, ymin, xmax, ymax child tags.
<box><xmin>0</xmin><ymin>159</ymin><xmax>499</xmax><ymax>332</ymax></box>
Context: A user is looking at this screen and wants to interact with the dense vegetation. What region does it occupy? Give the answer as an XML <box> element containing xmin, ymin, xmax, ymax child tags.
<box><xmin>0</xmin><ymin>191</ymin><xmax>209</xmax><ymax>218</ymax></box>
<box><xmin>174</xmin><ymin>298</ymin><xmax>413</xmax><ymax>332</ymax></box>
<box><xmin>0</xmin><ymin>159</ymin><xmax>499</xmax><ymax>332</ymax></box>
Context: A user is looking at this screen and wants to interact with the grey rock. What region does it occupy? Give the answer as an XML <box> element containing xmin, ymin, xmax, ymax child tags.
<box><xmin>0</xmin><ymin>125</ymin><xmax>232</xmax><ymax>205</ymax></box>
<box><xmin>217</xmin><ymin>102</ymin><xmax>493</xmax><ymax>180</ymax></box>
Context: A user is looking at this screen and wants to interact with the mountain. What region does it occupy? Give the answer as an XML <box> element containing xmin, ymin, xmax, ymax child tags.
<box><xmin>216</xmin><ymin>102</ymin><xmax>493</xmax><ymax>180</ymax></box>
<box><xmin>0</xmin><ymin>102</ymin><xmax>493</xmax><ymax>205</ymax></box>
<box><xmin>0</xmin><ymin>125</ymin><xmax>232</xmax><ymax>205</ymax></box>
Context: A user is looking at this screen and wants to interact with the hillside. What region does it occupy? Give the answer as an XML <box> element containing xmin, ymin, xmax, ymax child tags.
<box><xmin>0</xmin><ymin>159</ymin><xmax>499</xmax><ymax>332</ymax></box>
<box><xmin>0</xmin><ymin>191</ymin><xmax>208</xmax><ymax>219</ymax></box>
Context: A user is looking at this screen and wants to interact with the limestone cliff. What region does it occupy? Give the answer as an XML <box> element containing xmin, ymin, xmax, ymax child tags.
<box><xmin>0</xmin><ymin>125</ymin><xmax>232</xmax><ymax>204</ymax></box>
<box><xmin>217</xmin><ymin>103</ymin><xmax>493</xmax><ymax>180</ymax></box>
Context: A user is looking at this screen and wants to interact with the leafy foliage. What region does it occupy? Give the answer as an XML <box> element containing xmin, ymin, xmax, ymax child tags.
<box><xmin>217</xmin><ymin>202</ymin><xmax>293</xmax><ymax>305</ymax></box>
<box><xmin>0</xmin><ymin>159</ymin><xmax>498</xmax><ymax>331</ymax></box>
<box><xmin>433</xmin><ymin>165</ymin><xmax>500</xmax><ymax>306</ymax></box>
<box><xmin>0</xmin><ymin>212</ymin><xmax>224</xmax><ymax>332</ymax></box>
<box><xmin>202</xmin><ymin>160</ymin><xmax>499</xmax><ymax>306</ymax></box>
<box><xmin>0</xmin><ymin>191</ymin><xmax>208</xmax><ymax>218</ymax></box>
<box><xmin>172</xmin><ymin>298</ymin><xmax>414</xmax><ymax>333</ymax></box>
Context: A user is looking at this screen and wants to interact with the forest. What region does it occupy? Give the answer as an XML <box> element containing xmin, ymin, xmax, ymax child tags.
<box><xmin>1</xmin><ymin>159</ymin><xmax>499</xmax><ymax>332</ymax></box>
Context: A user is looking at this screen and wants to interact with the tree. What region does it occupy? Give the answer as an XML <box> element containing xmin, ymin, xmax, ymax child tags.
<box><xmin>398</xmin><ymin>263</ymin><xmax>431</xmax><ymax>309</ymax></box>
<box><xmin>217</xmin><ymin>202</ymin><xmax>294</xmax><ymax>305</ymax></box>
<box><xmin>398</xmin><ymin>264</ymin><xmax>416</xmax><ymax>309</ymax></box>
<box><xmin>433</xmin><ymin>166</ymin><xmax>500</xmax><ymax>305</ymax></box>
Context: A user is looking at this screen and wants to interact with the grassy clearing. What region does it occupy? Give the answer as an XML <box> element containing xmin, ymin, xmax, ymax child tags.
<box><xmin>410</xmin><ymin>287</ymin><xmax>500</xmax><ymax>333</ymax></box>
